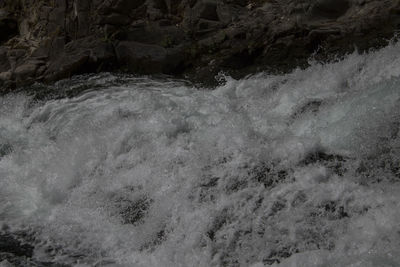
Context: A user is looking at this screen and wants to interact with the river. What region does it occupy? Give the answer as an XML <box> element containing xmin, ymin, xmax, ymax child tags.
<box><xmin>1</xmin><ymin>42</ymin><xmax>400</xmax><ymax>267</ymax></box>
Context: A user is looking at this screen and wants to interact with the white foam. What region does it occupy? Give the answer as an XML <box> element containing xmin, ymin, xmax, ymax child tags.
<box><xmin>1</xmin><ymin>43</ymin><xmax>400</xmax><ymax>266</ymax></box>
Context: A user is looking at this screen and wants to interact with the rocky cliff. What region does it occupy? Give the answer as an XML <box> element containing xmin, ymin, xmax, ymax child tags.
<box><xmin>1</xmin><ymin>0</ymin><xmax>400</xmax><ymax>92</ymax></box>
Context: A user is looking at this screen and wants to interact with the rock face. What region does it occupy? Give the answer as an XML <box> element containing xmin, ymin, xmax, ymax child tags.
<box><xmin>0</xmin><ymin>0</ymin><xmax>400</xmax><ymax>91</ymax></box>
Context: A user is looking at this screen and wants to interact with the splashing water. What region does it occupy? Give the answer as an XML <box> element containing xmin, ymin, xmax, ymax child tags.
<box><xmin>1</xmin><ymin>43</ymin><xmax>400</xmax><ymax>267</ymax></box>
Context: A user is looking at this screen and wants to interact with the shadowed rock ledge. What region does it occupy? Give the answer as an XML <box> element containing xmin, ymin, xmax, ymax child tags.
<box><xmin>0</xmin><ymin>0</ymin><xmax>400</xmax><ymax>92</ymax></box>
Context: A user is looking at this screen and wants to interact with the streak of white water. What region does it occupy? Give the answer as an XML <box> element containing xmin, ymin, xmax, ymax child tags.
<box><xmin>1</xmin><ymin>42</ymin><xmax>400</xmax><ymax>267</ymax></box>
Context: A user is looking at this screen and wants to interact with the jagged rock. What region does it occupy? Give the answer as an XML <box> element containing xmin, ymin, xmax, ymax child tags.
<box><xmin>0</xmin><ymin>0</ymin><xmax>400</xmax><ymax>91</ymax></box>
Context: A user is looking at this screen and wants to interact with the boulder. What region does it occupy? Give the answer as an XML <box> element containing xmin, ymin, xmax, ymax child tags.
<box><xmin>116</xmin><ymin>41</ymin><xmax>184</xmax><ymax>74</ymax></box>
<box><xmin>45</xmin><ymin>53</ymin><xmax>89</xmax><ymax>82</ymax></box>
<box><xmin>14</xmin><ymin>63</ymin><xmax>38</xmax><ymax>81</ymax></box>
<box><xmin>44</xmin><ymin>37</ymin><xmax>115</xmax><ymax>82</ymax></box>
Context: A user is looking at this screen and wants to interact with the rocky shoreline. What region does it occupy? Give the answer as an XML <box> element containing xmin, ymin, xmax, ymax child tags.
<box><xmin>0</xmin><ymin>0</ymin><xmax>400</xmax><ymax>92</ymax></box>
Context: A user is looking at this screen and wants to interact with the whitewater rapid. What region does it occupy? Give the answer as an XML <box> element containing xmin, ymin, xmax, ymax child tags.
<box><xmin>1</xmin><ymin>42</ymin><xmax>400</xmax><ymax>267</ymax></box>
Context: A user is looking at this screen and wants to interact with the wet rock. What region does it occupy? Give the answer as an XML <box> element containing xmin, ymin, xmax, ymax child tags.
<box><xmin>116</xmin><ymin>41</ymin><xmax>184</xmax><ymax>74</ymax></box>
<box><xmin>1</xmin><ymin>0</ymin><xmax>400</xmax><ymax>89</ymax></box>
<box><xmin>45</xmin><ymin>38</ymin><xmax>115</xmax><ymax>82</ymax></box>
<box><xmin>14</xmin><ymin>63</ymin><xmax>39</xmax><ymax>85</ymax></box>
<box><xmin>45</xmin><ymin>53</ymin><xmax>89</xmax><ymax>83</ymax></box>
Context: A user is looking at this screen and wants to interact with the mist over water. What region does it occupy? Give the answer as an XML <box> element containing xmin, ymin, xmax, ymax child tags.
<box><xmin>1</xmin><ymin>43</ymin><xmax>400</xmax><ymax>267</ymax></box>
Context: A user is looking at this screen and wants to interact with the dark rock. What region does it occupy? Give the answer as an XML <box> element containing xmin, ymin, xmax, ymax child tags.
<box><xmin>98</xmin><ymin>0</ymin><xmax>146</xmax><ymax>15</ymax></box>
<box><xmin>197</xmin><ymin>18</ymin><xmax>222</xmax><ymax>31</ymax></box>
<box><xmin>49</xmin><ymin>37</ymin><xmax>66</xmax><ymax>58</ymax></box>
<box><xmin>1</xmin><ymin>0</ymin><xmax>400</xmax><ymax>90</ymax></box>
<box><xmin>14</xmin><ymin>63</ymin><xmax>38</xmax><ymax>86</ymax></box>
<box><xmin>216</xmin><ymin>4</ymin><xmax>243</xmax><ymax>25</ymax></box>
<box><xmin>116</xmin><ymin>24</ymin><xmax>186</xmax><ymax>48</ymax></box>
<box><xmin>0</xmin><ymin>46</ymin><xmax>10</xmax><ymax>72</ymax></box>
<box><xmin>45</xmin><ymin>53</ymin><xmax>89</xmax><ymax>82</ymax></box>
<box><xmin>48</xmin><ymin>7</ymin><xmax>65</xmax><ymax>30</ymax></box>
<box><xmin>194</xmin><ymin>0</ymin><xmax>219</xmax><ymax>21</ymax></box>
<box><xmin>310</xmin><ymin>0</ymin><xmax>350</xmax><ymax>20</ymax></box>
<box><xmin>0</xmin><ymin>9</ymin><xmax>18</xmax><ymax>44</ymax></box>
<box><xmin>45</xmin><ymin>38</ymin><xmax>115</xmax><ymax>82</ymax></box>
<box><xmin>116</xmin><ymin>41</ymin><xmax>184</xmax><ymax>74</ymax></box>
<box><xmin>100</xmin><ymin>13</ymin><xmax>132</xmax><ymax>26</ymax></box>
<box><xmin>0</xmin><ymin>71</ymin><xmax>11</xmax><ymax>82</ymax></box>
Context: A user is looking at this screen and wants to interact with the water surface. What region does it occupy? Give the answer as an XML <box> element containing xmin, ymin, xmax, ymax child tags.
<box><xmin>1</xmin><ymin>43</ymin><xmax>400</xmax><ymax>266</ymax></box>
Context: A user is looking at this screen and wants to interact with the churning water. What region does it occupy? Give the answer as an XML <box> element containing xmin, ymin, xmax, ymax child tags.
<box><xmin>1</xmin><ymin>42</ymin><xmax>400</xmax><ymax>267</ymax></box>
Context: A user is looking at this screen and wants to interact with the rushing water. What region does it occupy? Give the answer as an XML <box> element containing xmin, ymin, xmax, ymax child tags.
<box><xmin>1</xmin><ymin>43</ymin><xmax>400</xmax><ymax>267</ymax></box>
